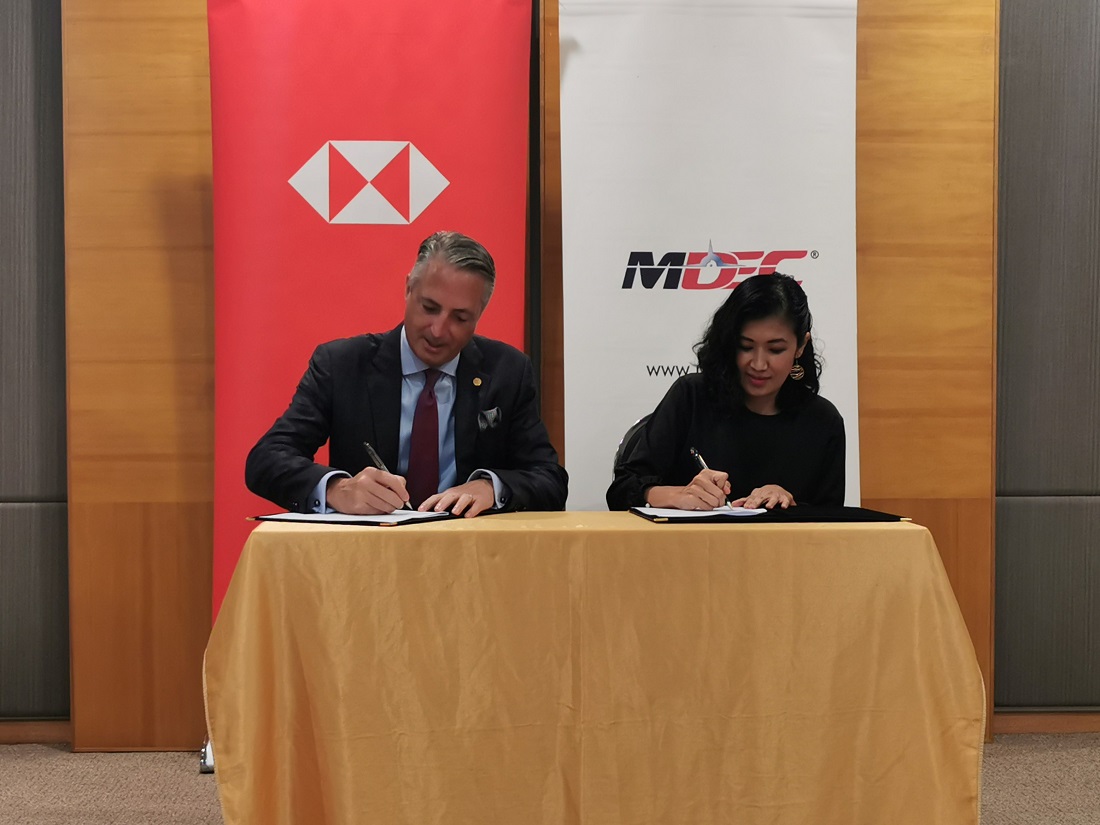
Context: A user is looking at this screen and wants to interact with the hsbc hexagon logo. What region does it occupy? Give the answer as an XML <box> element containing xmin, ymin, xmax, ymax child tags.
<box><xmin>289</xmin><ymin>140</ymin><xmax>449</xmax><ymax>224</ymax></box>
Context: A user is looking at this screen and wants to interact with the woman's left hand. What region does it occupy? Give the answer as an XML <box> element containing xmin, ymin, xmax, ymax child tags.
<box><xmin>730</xmin><ymin>485</ymin><xmax>796</xmax><ymax>510</ymax></box>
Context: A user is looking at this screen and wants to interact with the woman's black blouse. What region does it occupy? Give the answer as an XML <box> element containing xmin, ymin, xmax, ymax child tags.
<box><xmin>606</xmin><ymin>373</ymin><xmax>846</xmax><ymax>510</ymax></box>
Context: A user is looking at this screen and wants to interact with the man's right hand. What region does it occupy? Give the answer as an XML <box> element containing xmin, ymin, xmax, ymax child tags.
<box><xmin>326</xmin><ymin>467</ymin><xmax>410</xmax><ymax>514</ymax></box>
<box><xmin>644</xmin><ymin>469</ymin><xmax>730</xmax><ymax>511</ymax></box>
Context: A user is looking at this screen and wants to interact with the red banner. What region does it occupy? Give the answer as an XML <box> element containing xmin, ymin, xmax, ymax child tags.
<box><xmin>208</xmin><ymin>0</ymin><xmax>532</xmax><ymax>615</ymax></box>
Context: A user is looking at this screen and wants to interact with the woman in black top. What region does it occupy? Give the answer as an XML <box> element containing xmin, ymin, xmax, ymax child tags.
<box><xmin>606</xmin><ymin>273</ymin><xmax>845</xmax><ymax>511</ymax></box>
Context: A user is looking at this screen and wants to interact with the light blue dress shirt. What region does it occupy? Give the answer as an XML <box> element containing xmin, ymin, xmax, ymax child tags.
<box><xmin>310</xmin><ymin>328</ymin><xmax>506</xmax><ymax>512</ymax></box>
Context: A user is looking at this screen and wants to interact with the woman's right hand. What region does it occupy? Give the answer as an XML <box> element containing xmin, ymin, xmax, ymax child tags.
<box><xmin>645</xmin><ymin>470</ymin><xmax>731</xmax><ymax>510</ymax></box>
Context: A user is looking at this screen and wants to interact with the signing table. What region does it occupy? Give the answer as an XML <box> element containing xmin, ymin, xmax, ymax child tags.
<box><xmin>204</xmin><ymin>512</ymin><xmax>984</xmax><ymax>825</ymax></box>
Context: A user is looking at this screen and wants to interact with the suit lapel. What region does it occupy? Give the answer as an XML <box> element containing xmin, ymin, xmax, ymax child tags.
<box><xmin>454</xmin><ymin>338</ymin><xmax>486</xmax><ymax>478</ymax></box>
<box><xmin>365</xmin><ymin>327</ymin><xmax>403</xmax><ymax>471</ymax></box>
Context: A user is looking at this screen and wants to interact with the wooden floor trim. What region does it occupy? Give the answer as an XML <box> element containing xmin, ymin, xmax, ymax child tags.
<box><xmin>993</xmin><ymin>713</ymin><xmax>1100</xmax><ymax>735</ymax></box>
<box><xmin>0</xmin><ymin>720</ymin><xmax>72</xmax><ymax>745</ymax></box>
<box><xmin>69</xmin><ymin>745</ymin><xmax>202</xmax><ymax>753</ymax></box>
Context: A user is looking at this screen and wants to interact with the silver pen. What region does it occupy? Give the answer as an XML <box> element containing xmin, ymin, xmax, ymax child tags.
<box><xmin>690</xmin><ymin>447</ymin><xmax>730</xmax><ymax>506</ymax></box>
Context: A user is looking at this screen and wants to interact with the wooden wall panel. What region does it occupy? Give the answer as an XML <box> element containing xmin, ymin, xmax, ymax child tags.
<box><xmin>541</xmin><ymin>1</ymin><xmax>998</xmax><ymax>729</ymax></box>
<box><xmin>856</xmin><ymin>0</ymin><xmax>998</xmax><ymax>728</ymax></box>
<box><xmin>63</xmin><ymin>0</ymin><xmax>213</xmax><ymax>750</ymax></box>
<box><xmin>539</xmin><ymin>0</ymin><xmax>565</xmax><ymax>457</ymax></box>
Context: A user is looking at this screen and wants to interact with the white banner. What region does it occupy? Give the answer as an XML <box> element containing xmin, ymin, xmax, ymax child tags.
<box><xmin>560</xmin><ymin>0</ymin><xmax>859</xmax><ymax>510</ymax></box>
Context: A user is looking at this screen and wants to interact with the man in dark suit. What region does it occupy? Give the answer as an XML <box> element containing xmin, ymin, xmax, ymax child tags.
<box><xmin>245</xmin><ymin>231</ymin><xmax>568</xmax><ymax>516</ymax></box>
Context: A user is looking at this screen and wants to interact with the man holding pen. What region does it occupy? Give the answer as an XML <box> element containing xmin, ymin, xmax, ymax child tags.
<box><xmin>245</xmin><ymin>231</ymin><xmax>568</xmax><ymax>517</ymax></box>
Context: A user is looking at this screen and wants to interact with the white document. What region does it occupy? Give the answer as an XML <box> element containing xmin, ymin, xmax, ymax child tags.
<box><xmin>254</xmin><ymin>510</ymin><xmax>453</xmax><ymax>526</ymax></box>
<box><xmin>633</xmin><ymin>506</ymin><xmax>767</xmax><ymax>519</ymax></box>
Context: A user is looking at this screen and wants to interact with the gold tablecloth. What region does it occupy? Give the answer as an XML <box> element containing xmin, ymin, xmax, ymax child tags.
<box><xmin>204</xmin><ymin>512</ymin><xmax>984</xmax><ymax>825</ymax></box>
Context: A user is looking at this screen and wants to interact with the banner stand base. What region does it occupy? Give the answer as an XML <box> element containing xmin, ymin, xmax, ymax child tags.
<box><xmin>199</xmin><ymin>735</ymin><xmax>215</xmax><ymax>774</ymax></box>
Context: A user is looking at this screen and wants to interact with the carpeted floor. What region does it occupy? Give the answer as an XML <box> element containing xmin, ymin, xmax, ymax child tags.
<box><xmin>981</xmin><ymin>733</ymin><xmax>1100</xmax><ymax>824</ymax></box>
<box><xmin>1</xmin><ymin>734</ymin><xmax>1097</xmax><ymax>824</ymax></box>
<box><xmin>0</xmin><ymin>745</ymin><xmax>222</xmax><ymax>825</ymax></box>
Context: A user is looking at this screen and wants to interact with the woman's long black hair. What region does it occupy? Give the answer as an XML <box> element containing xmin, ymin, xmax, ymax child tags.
<box><xmin>693</xmin><ymin>272</ymin><xmax>822</xmax><ymax>411</ymax></box>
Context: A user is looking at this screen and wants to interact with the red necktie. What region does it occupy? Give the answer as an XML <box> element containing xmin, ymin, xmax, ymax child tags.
<box><xmin>407</xmin><ymin>369</ymin><xmax>441</xmax><ymax>508</ymax></box>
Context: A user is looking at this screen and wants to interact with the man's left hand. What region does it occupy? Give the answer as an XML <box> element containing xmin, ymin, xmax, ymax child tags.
<box><xmin>419</xmin><ymin>478</ymin><xmax>497</xmax><ymax>518</ymax></box>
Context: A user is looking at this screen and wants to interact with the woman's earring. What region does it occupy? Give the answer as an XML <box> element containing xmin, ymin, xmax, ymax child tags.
<box><xmin>789</xmin><ymin>364</ymin><xmax>805</xmax><ymax>381</ymax></box>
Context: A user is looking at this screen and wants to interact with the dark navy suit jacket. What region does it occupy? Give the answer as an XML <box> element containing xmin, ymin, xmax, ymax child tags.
<box><xmin>246</xmin><ymin>326</ymin><xmax>568</xmax><ymax>513</ymax></box>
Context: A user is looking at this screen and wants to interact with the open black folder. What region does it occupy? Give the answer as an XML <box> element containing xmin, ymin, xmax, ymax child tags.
<box><xmin>629</xmin><ymin>505</ymin><xmax>906</xmax><ymax>524</ymax></box>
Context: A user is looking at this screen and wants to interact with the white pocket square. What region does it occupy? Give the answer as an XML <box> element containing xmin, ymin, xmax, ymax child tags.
<box><xmin>478</xmin><ymin>407</ymin><xmax>502</xmax><ymax>431</ymax></box>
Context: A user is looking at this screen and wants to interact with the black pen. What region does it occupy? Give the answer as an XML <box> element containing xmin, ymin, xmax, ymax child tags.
<box><xmin>363</xmin><ymin>441</ymin><xmax>413</xmax><ymax>510</ymax></box>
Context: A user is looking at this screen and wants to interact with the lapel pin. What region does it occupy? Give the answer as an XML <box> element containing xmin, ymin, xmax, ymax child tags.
<box><xmin>473</xmin><ymin>377</ymin><xmax>482</xmax><ymax>387</ymax></box>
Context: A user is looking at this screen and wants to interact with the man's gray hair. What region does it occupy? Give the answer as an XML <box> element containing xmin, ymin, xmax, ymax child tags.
<box><xmin>408</xmin><ymin>230</ymin><xmax>496</xmax><ymax>306</ymax></box>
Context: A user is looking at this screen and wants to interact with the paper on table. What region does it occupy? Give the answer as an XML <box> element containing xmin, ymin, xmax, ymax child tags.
<box><xmin>633</xmin><ymin>505</ymin><xmax>767</xmax><ymax>519</ymax></box>
<box><xmin>254</xmin><ymin>510</ymin><xmax>453</xmax><ymax>525</ymax></box>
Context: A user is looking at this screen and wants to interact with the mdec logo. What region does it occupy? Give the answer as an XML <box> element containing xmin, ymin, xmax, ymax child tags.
<box><xmin>623</xmin><ymin>241</ymin><xmax>809</xmax><ymax>289</ymax></box>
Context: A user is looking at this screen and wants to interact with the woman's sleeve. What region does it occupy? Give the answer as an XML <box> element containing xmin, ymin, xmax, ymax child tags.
<box><xmin>813</xmin><ymin>409</ymin><xmax>846</xmax><ymax>506</ymax></box>
<box><xmin>605</xmin><ymin>378</ymin><xmax>693</xmax><ymax>510</ymax></box>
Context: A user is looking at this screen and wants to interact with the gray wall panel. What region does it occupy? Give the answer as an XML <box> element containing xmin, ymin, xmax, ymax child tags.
<box><xmin>997</xmin><ymin>0</ymin><xmax>1100</xmax><ymax>709</ymax></box>
<box><xmin>0</xmin><ymin>504</ymin><xmax>69</xmax><ymax>718</ymax></box>
<box><xmin>0</xmin><ymin>0</ymin><xmax>66</xmax><ymax>502</ymax></box>
<box><xmin>995</xmin><ymin>497</ymin><xmax>1100</xmax><ymax>707</ymax></box>
<box><xmin>998</xmin><ymin>0</ymin><xmax>1100</xmax><ymax>496</ymax></box>
<box><xmin>0</xmin><ymin>0</ymin><xmax>69</xmax><ymax>719</ymax></box>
